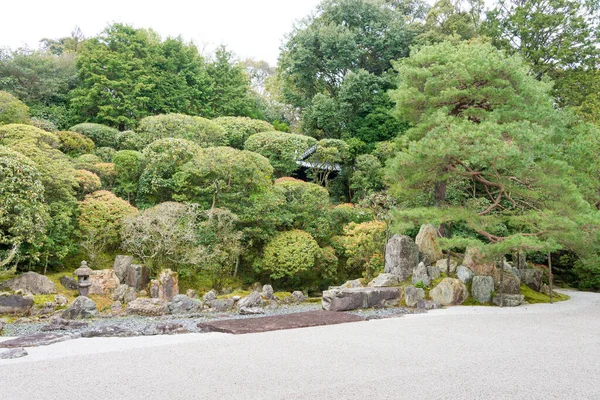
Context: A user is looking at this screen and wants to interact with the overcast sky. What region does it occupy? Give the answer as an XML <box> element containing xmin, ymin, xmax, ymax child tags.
<box><xmin>0</xmin><ymin>0</ymin><xmax>323</xmax><ymax>65</ymax></box>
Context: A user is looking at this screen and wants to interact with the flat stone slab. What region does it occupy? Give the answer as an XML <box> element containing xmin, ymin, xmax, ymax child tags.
<box><xmin>322</xmin><ymin>287</ymin><xmax>402</xmax><ymax>311</ymax></box>
<box><xmin>0</xmin><ymin>332</ymin><xmax>80</xmax><ymax>348</ymax></box>
<box><xmin>197</xmin><ymin>311</ymin><xmax>364</xmax><ymax>335</ymax></box>
<box><xmin>0</xmin><ymin>348</ymin><xmax>28</xmax><ymax>359</ymax></box>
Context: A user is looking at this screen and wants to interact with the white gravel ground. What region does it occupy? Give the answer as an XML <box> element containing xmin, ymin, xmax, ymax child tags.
<box><xmin>1</xmin><ymin>290</ymin><xmax>599</xmax><ymax>399</ymax></box>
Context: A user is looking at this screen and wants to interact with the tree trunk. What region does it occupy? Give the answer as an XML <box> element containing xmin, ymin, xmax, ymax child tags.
<box><xmin>498</xmin><ymin>259</ymin><xmax>504</xmax><ymax>308</ymax></box>
<box><xmin>434</xmin><ymin>180</ymin><xmax>448</xmax><ymax>237</ymax></box>
<box><xmin>446</xmin><ymin>251</ymin><xmax>451</xmax><ymax>276</ymax></box>
<box><xmin>548</xmin><ymin>251</ymin><xmax>553</xmax><ymax>304</ymax></box>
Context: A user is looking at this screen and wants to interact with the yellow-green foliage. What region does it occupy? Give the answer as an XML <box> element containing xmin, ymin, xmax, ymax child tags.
<box><xmin>262</xmin><ymin>230</ymin><xmax>320</xmax><ymax>280</ymax></box>
<box><xmin>56</xmin><ymin>130</ymin><xmax>94</xmax><ymax>156</ymax></box>
<box><xmin>213</xmin><ymin>116</ymin><xmax>274</xmax><ymax>149</ymax></box>
<box><xmin>0</xmin><ymin>91</ymin><xmax>29</xmax><ymax>125</ymax></box>
<box><xmin>217</xmin><ymin>290</ymin><xmax>252</xmax><ymax>299</ymax></box>
<box><xmin>521</xmin><ymin>284</ymin><xmax>570</xmax><ymax>304</ymax></box>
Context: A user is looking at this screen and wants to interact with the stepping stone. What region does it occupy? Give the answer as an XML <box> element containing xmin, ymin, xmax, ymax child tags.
<box><xmin>0</xmin><ymin>332</ymin><xmax>80</xmax><ymax>348</ymax></box>
<box><xmin>197</xmin><ymin>310</ymin><xmax>364</xmax><ymax>335</ymax></box>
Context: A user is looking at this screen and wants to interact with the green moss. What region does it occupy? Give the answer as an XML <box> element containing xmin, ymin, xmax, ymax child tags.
<box><xmin>521</xmin><ymin>284</ymin><xmax>570</xmax><ymax>304</ymax></box>
<box><xmin>32</xmin><ymin>294</ymin><xmax>57</xmax><ymax>306</ymax></box>
<box><xmin>305</xmin><ymin>297</ymin><xmax>322</xmax><ymax>304</ymax></box>
<box><xmin>273</xmin><ymin>291</ymin><xmax>293</xmax><ymax>300</ymax></box>
<box><xmin>217</xmin><ymin>290</ymin><xmax>252</xmax><ymax>299</ymax></box>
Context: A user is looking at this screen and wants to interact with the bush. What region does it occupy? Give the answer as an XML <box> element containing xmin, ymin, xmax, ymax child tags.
<box><xmin>0</xmin><ymin>123</ymin><xmax>60</xmax><ymax>148</ymax></box>
<box><xmin>213</xmin><ymin>116</ymin><xmax>274</xmax><ymax>149</ymax></box>
<box><xmin>30</xmin><ymin>117</ymin><xmax>58</xmax><ymax>132</ymax></box>
<box><xmin>137</xmin><ymin>114</ymin><xmax>227</xmax><ymax>148</ymax></box>
<box><xmin>116</xmin><ymin>130</ymin><xmax>146</xmax><ymax>151</ymax></box>
<box><xmin>93</xmin><ymin>162</ymin><xmax>117</xmax><ymax>189</ymax></box>
<box><xmin>70</xmin><ymin>123</ymin><xmax>120</xmax><ymax>148</ymax></box>
<box><xmin>342</xmin><ymin>221</ymin><xmax>386</xmax><ymax>280</ymax></box>
<box><xmin>0</xmin><ymin>91</ymin><xmax>29</xmax><ymax>125</ymax></box>
<box><xmin>113</xmin><ymin>150</ymin><xmax>145</xmax><ymax>202</ymax></box>
<box><xmin>244</xmin><ymin>131</ymin><xmax>317</xmax><ymax>176</ymax></box>
<box><xmin>262</xmin><ymin>230</ymin><xmax>320</xmax><ymax>281</ymax></box>
<box><xmin>73</xmin><ymin>154</ymin><xmax>103</xmax><ymax>171</ymax></box>
<box><xmin>74</xmin><ymin>169</ymin><xmax>102</xmax><ymax>198</ymax></box>
<box><xmin>94</xmin><ymin>146</ymin><xmax>117</xmax><ymax>162</ymax></box>
<box><xmin>56</xmin><ymin>130</ymin><xmax>95</xmax><ymax>156</ymax></box>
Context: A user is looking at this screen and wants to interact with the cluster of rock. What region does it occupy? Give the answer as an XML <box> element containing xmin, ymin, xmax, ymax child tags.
<box><xmin>323</xmin><ymin>224</ymin><xmax>552</xmax><ymax>312</ymax></box>
<box><xmin>0</xmin><ymin>272</ymin><xmax>70</xmax><ymax>316</ymax></box>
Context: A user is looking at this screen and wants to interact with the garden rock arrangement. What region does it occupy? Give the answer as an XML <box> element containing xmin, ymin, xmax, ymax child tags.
<box><xmin>321</xmin><ymin>287</ymin><xmax>401</xmax><ymax>311</ymax></box>
<box><xmin>0</xmin><ymin>272</ymin><xmax>56</xmax><ymax>295</ymax></box>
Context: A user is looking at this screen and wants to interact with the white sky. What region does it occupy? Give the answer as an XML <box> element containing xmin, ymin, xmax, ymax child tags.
<box><xmin>0</xmin><ymin>0</ymin><xmax>322</xmax><ymax>65</ymax></box>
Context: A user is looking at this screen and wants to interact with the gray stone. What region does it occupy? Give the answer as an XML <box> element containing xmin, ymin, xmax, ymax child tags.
<box><xmin>203</xmin><ymin>289</ymin><xmax>217</xmax><ymax>302</ymax></box>
<box><xmin>322</xmin><ymin>287</ymin><xmax>401</xmax><ymax>311</ymax></box>
<box><xmin>417</xmin><ymin>299</ymin><xmax>441</xmax><ymax>310</ymax></box>
<box><xmin>186</xmin><ymin>289</ymin><xmax>198</xmax><ymax>299</ymax></box>
<box><xmin>435</xmin><ymin>258</ymin><xmax>458</xmax><ymax>274</ymax></box>
<box><xmin>142</xmin><ymin>323</ymin><xmax>189</xmax><ymax>336</ymax></box>
<box><xmin>472</xmin><ymin>276</ymin><xmax>494</xmax><ymax>303</ymax></box>
<box><xmin>60</xmin><ymin>275</ymin><xmax>78</xmax><ymax>291</ymax></box>
<box><xmin>456</xmin><ymin>266</ymin><xmax>475</xmax><ymax>284</ymax></box>
<box><xmin>0</xmin><ymin>348</ymin><xmax>28</xmax><ymax>359</ymax></box>
<box><xmin>34</xmin><ymin>302</ymin><xmax>56</xmax><ymax>316</ymax></box>
<box><xmin>0</xmin><ymin>320</ymin><xmax>3</xmax><ymax>334</ymax></box>
<box><xmin>54</xmin><ymin>295</ymin><xmax>68</xmax><ymax>307</ymax></box>
<box><xmin>427</xmin><ymin>266</ymin><xmax>441</xmax><ymax>280</ymax></box>
<box><xmin>248</xmin><ymin>282</ymin><xmax>263</xmax><ymax>291</ymax></box>
<box><xmin>291</xmin><ymin>291</ymin><xmax>306</xmax><ymax>303</ymax></box>
<box><xmin>429</xmin><ymin>278</ymin><xmax>468</xmax><ymax>306</ymax></box>
<box><xmin>150</xmin><ymin>269</ymin><xmax>179</xmax><ymax>301</ymax></box>
<box><xmin>340</xmin><ymin>279</ymin><xmax>364</xmax><ymax>289</ymax></box>
<box><xmin>237</xmin><ymin>291</ymin><xmax>263</xmax><ymax>309</ymax></box>
<box><xmin>111</xmin><ymin>301</ymin><xmax>123</xmax><ymax>313</ymax></box>
<box><xmin>126</xmin><ymin>298</ymin><xmax>168</xmax><ymax>316</ymax></box>
<box><xmin>521</xmin><ymin>269</ymin><xmax>543</xmax><ymax>292</ymax></box>
<box><xmin>0</xmin><ymin>294</ymin><xmax>34</xmax><ymax>314</ymax></box>
<box><xmin>493</xmin><ymin>294</ymin><xmax>525</xmax><ymax>307</ymax></box>
<box><xmin>262</xmin><ymin>284</ymin><xmax>274</xmax><ymax>299</ymax></box>
<box><xmin>61</xmin><ymin>296</ymin><xmax>98</xmax><ymax>319</ymax></box>
<box><xmin>168</xmin><ymin>294</ymin><xmax>202</xmax><ymax>314</ymax></box>
<box><xmin>239</xmin><ymin>307</ymin><xmax>265</xmax><ymax>315</ymax></box>
<box><xmin>368</xmin><ymin>273</ymin><xmax>401</xmax><ymax>287</ymax></box>
<box><xmin>462</xmin><ymin>247</ymin><xmax>495</xmax><ymax>276</ymax></box>
<box><xmin>41</xmin><ymin>316</ymin><xmax>88</xmax><ymax>332</ymax></box>
<box><xmin>112</xmin><ymin>284</ymin><xmax>137</xmax><ymax>304</ymax></box>
<box><xmin>82</xmin><ymin>325</ymin><xmax>139</xmax><ymax>338</ymax></box>
<box><xmin>384</xmin><ymin>235</ymin><xmax>420</xmax><ymax>280</ymax></box>
<box><xmin>89</xmin><ymin>269</ymin><xmax>120</xmax><ymax>296</ymax></box>
<box><xmin>0</xmin><ymin>272</ymin><xmax>56</xmax><ymax>294</ymax></box>
<box><xmin>113</xmin><ymin>255</ymin><xmax>133</xmax><ymax>283</ymax></box>
<box><xmin>540</xmin><ymin>284</ymin><xmax>560</xmax><ymax>297</ymax></box>
<box><xmin>404</xmin><ymin>285</ymin><xmax>424</xmax><ymax>307</ymax></box>
<box><xmin>125</xmin><ymin>264</ymin><xmax>150</xmax><ymax>291</ymax></box>
<box><xmin>0</xmin><ymin>332</ymin><xmax>79</xmax><ymax>348</ymax></box>
<box><xmin>415</xmin><ymin>224</ymin><xmax>443</xmax><ymax>265</ymax></box>
<box><xmin>208</xmin><ymin>299</ymin><xmax>235</xmax><ymax>312</ymax></box>
<box><xmin>496</xmin><ymin>272</ymin><xmax>521</xmax><ymax>295</ymax></box>
<box><xmin>412</xmin><ymin>262</ymin><xmax>431</xmax><ymax>287</ymax></box>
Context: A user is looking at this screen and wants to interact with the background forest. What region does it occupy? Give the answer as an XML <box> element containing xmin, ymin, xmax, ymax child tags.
<box><xmin>1</xmin><ymin>0</ymin><xmax>600</xmax><ymax>293</ymax></box>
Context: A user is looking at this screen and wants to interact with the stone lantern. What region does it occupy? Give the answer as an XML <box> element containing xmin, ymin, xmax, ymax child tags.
<box><xmin>74</xmin><ymin>261</ymin><xmax>93</xmax><ymax>297</ymax></box>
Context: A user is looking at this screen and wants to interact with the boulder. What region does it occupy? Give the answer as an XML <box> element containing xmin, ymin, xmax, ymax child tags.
<box><xmin>143</xmin><ymin>323</ymin><xmax>189</xmax><ymax>336</ymax></box>
<box><xmin>472</xmin><ymin>276</ymin><xmax>494</xmax><ymax>303</ymax></box>
<box><xmin>262</xmin><ymin>284</ymin><xmax>274</xmax><ymax>299</ymax></box>
<box><xmin>427</xmin><ymin>266</ymin><xmax>441</xmax><ymax>280</ymax></box>
<box><xmin>60</xmin><ymin>275</ymin><xmax>78</xmax><ymax>291</ymax></box>
<box><xmin>384</xmin><ymin>235</ymin><xmax>420</xmax><ymax>280</ymax></box>
<box><xmin>168</xmin><ymin>295</ymin><xmax>202</xmax><ymax>314</ymax></box>
<box><xmin>417</xmin><ymin>299</ymin><xmax>441</xmax><ymax>310</ymax></box>
<box><xmin>61</xmin><ymin>296</ymin><xmax>98</xmax><ymax>319</ymax></box>
<box><xmin>207</xmin><ymin>299</ymin><xmax>235</xmax><ymax>312</ymax></box>
<box><xmin>496</xmin><ymin>273</ymin><xmax>521</xmax><ymax>295</ymax></box>
<box><xmin>291</xmin><ymin>291</ymin><xmax>307</xmax><ymax>303</ymax></box>
<box><xmin>0</xmin><ymin>294</ymin><xmax>34</xmax><ymax>314</ymax></box>
<box><xmin>237</xmin><ymin>291</ymin><xmax>263</xmax><ymax>309</ymax></box>
<box><xmin>412</xmin><ymin>262</ymin><xmax>431</xmax><ymax>287</ymax></box>
<box><xmin>41</xmin><ymin>316</ymin><xmax>88</xmax><ymax>332</ymax></box>
<box><xmin>540</xmin><ymin>284</ymin><xmax>560</xmax><ymax>297</ymax></box>
<box><xmin>415</xmin><ymin>224</ymin><xmax>443</xmax><ymax>264</ymax></box>
<box><xmin>82</xmin><ymin>325</ymin><xmax>138</xmax><ymax>338</ymax></box>
<box><xmin>112</xmin><ymin>284</ymin><xmax>137</xmax><ymax>304</ymax></box>
<box><xmin>521</xmin><ymin>269</ymin><xmax>543</xmax><ymax>292</ymax></box>
<box><xmin>239</xmin><ymin>307</ymin><xmax>265</xmax><ymax>315</ymax></box>
<box><xmin>203</xmin><ymin>289</ymin><xmax>218</xmax><ymax>303</ymax></box>
<box><xmin>125</xmin><ymin>264</ymin><xmax>150</xmax><ymax>291</ymax></box>
<box><xmin>340</xmin><ymin>279</ymin><xmax>364</xmax><ymax>289</ymax></box>
<box><xmin>0</xmin><ymin>272</ymin><xmax>56</xmax><ymax>295</ymax></box>
<box><xmin>54</xmin><ymin>295</ymin><xmax>68</xmax><ymax>307</ymax></box>
<box><xmin>113</xmin><ymin>255</ymin><xmax>133</xmax><ymax>283</ymax></box>
<box><xmin>404</xmin><ymin>285</ymin><xmax>424</xmax><ymax>307</ymax></box>
<box><xmin>435</xmin><ymin>258</ymin><xmax>458</xmax><ymax>274</ymax></box>
<box><xmin>463</xmin><ymin>247</ymin><xmax>495</xmax><ymax>276</ymax></box>
<box><xmin>493</xmin><ymin>294</ymin><xmax>524</xmax><ymax>307</ymax></box>
<box><xmin>126</xmin><ymin>298</ymin><xmax>168</xmax><ymax>316</ymax></box>
<box><xmin>429</xmin><ymin>278</ymin><xmax>468</xmax><ymax>306</ymax></box>
<box><xmin>89</xmin><ymin>269</ymin><xmax>120</xmax><ymax>296</ymax></box>
<box><xmin>34</xmin><ymin>302</ymin><xmax>56</xmax><ymax>316</ymax></box>
<box><xmin>322</xmin><ymin>287</ymin><xmax>401</xmax><ymax>311</ymax></box>
<box><xmin>111</xmin><ymin>301</ymin><xmax>123</xmax><ymax>313</ymax></box>
<box><xmin>456</xmin><ymin>266</ymin><xmax>475</xmax><ymax>284</ymax></box>
<box><xmin>186</xmin><ymin>289</ymin><xmax>198</xmax><ymax>299</ymax></box>
<box><xmin>368</xmin><ymin>273</ymin><xmax>401</xmax><ymax>287</ymax></box>
<box><xmin>150</xmin><ymin>269</ymin><xmax>179</xmax><ymax>301</ymax></box>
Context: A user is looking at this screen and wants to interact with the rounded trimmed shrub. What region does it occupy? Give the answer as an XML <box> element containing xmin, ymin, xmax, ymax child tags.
<box><xmin>262</xmin><ymin>230</ymin><xmax>320</xmax><ymax>280</ymax></box>
<box><xmin>0</xmin><ymin>91</ymin><xmax>29</xmax><ymax>125</ymax></box>
<box><xmin>137</xmin><ymin>113</ymin><xmax>227</xmax><ymax>148</ymax></box>
<box><xmin>244</xmin><ymin>131</ymin><xmax>317</xmax><ymax>176</ymax></box>
<box><xmin>94</xmin><ymin>146</ymin><xmax>117</xmax><ymax>162</ymax></box>
<box><xmin>213</xmin><ymin>116</ymin><xmax>274</xmax><ymax>149</ymax></box>
<box><xmin>56</xmin><ymin>131</ymin><xmax>95</xmax><ymax>156</ymax></box>
<box><xmin>74</xmin><ymin>169</ymin><xmax>102</xmax><ymax>197</ymax></box>
<box><xmin>70</xmin><ymin>123</ymin><xmax>120</xmax><ymax>148</ymax></box>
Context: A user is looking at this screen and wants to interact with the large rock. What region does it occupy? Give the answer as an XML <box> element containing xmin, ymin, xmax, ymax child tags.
<box><xmin>412</xmin><ymin>262</ymin><xmax>431</xmax><ymax>286</ymax></box>
<box><xmin>435</xmin><ymin>258</ymin><xmax>458</xmax><ymax>274</ymax></box>
<box><xmin>207</xmin><ymin>298</ymin><xmax>235</xmax><ymax>312</ymax></box>
<box><xmin>322</xmin><ymin>287</ymin><xmax>401</xmax><ymax>311</ymax></box>
<box><xmin>203</xmin><ymin>289</ymin><xmax>217</xmax><ymax>303</ymax></box>
<box><xmin>126</xmin><ymin>298</ymin><xmax>168</xmax><ymax>316</ymax></box>
<box><xmin>291</xmin><ymin>291</ymin><xmax>306</xmax><ymax>303</ymax></box>
<box><xmin>463</xmin><ymin>247</ymin><xmax>495</xmax><ymax>276</ymax></box>
<box><xmin>493</xmin><ymin>294</ymin><xmax>524</xmax><ymax>307</ymax></box>
<box><xmin>456</xmin><ymin>266</ymin><xmax>475</xmax><ymax>284</ymax></box>
<box><xmin>142</xmin><ymin>323</ymin><xmax>189</xmax><ymax>336</ymax></box>
<box><xmin>150</xmin><ymin>269</ymin><xmax>179</xmax><ymax>301</ymax></box>
<box><xmin>415</xmin><ymin>224</ymin><xmax>443</xmax><ymax>264</ymax></box>
<box><xmin>60</xmin><ymin>275</ymin><xmax>78</xmax><ymax>291</ymax></box>
<box><xmin>113</xmin><ymin>255</ymin><xmax>133</xmax><ymax>283</ymax></box>
<box><xmin>125</xmin><ymin>264</ymin><xmax>150</xmax><ymax>291</ymax></box>
<box><xmin>404</xmin><ymin>285</ymin><xmax>424</xmax><ymax>307</ymax></box>
<box><xmin>368</xmin><ymin>273</ymin><xmax>401</xmax><ymax>287</ymax></box>
<box><xmin>61</xmin><ymin>296</ymin><xmax>98</xmax><ymax>319</ymax></box>
<box><xmin>111</xmin><ymin>284</ymin><xmax>137</xmax><ymax>304</ymax></box>
<box><xmin>339</xmin><ymin>279</ymin><xmax>364</xmax><ymax>289</ymax></box>
<box><xmin>429</xmin><ymin>278</ymin><xmax>468</xmax><ymax>306</ymax></box>
<box><xmin>89</xmin><ymin>269</ymin><xmax>120</xmax><ymax>296</ymax></box>
<box><xmin>521</xmin><ymin>269</ymin><xmax>543</xmax><ymax>292</ymax></box>
<box><xmin>237</xmin><ymin>291</ymin><xmax>263</xmax><ymax>309</ymax></box>
<box><xmin>496</xmin><ymin>273</ymin><xmax>521</xmax><ymax>295</ymax></box>
<box><xmin>262</xmin><ymin>284</ymin><xmax>274</xmax><ymax>299</ymax></box>
<box><xmin>0</xmin><ymin>272</ymin><xmax>56</xmax><ymax>295</ymax></box>
<box><xmin>427</xmin><ymin>266</ymin><xmax>441</xmax><ymax>280</ymax></box>
<box><xmin>54</xmin><ymin>294</ymin><xmax>68</xmax><ymax>307</ymax></box>
<box><xmin>472</xmin><ymin>276</ymin><xmax>494</xmax><ymax>303</ymax></box>
<box><xmin>0</xmin><ymin>294</ymin><xmax>34</xmax><ymax>314</ymax></box>
<box><xmin>384</xmin><ymin>235</ymin><xmax>419</xmax><ymax>280</ymax></box>
<box><xmin>168</xmin><ymin>294</ymin><xmax>202</xmax><ymax>314</ymax></box>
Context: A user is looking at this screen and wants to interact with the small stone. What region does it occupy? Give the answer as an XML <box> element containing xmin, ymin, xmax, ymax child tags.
<box><xmin>456</xmin><ymin>266</ymin><xmax>475</xmax><ymax>284</ymax></box>
<box><xmin>60</xmin><ymin>275</ymin><xmax>78</xmax><ymax>291</ymax></box>
<box><xmin>61</xmin><ymin>296</ymin><xmax>98</xmax><ymax>319</ymax></box>
<box><xmin>417</xmin><ymin>299</ymin><xmax>441</xmax><ymax>310</ymax></box>
<box><xmin>203</xmin><ymin>289</ymin><xmax>217</xmax><ymax>302</ymax></box>
<box><xmin>54</xmin><ymin>295</ymin><xmax>68</xmax><ymax>307</ymax></box>
<box><xmin>239</xmin><ymin>307</ymin><xmax>265</xmax><ymax>315</ymax></box>
<box><xmin>412</xmin><ymin>262</ymin><xmax>431</xmax><ymax>287</ymax></box>
<box><xmin>404</xmin><ymin>285</ymin><xmax>424</xmax><ymax>307</ymax></box>
<box><xmin>82</xmin><ymin>325</ymin><xmax>138</xmax><ymax>338</ymax></box>
<box><xmin>168</xmin><ymin>294</ymin><xmax>202</xmax><ymax>314</ymax></box>
<box><xmin>493</xmin><ymin>294</ymin><xmax>524</xmax><ymax>307</ymax></box>
<box><xmin>209</xmin><ymin>299</ymin><xmax>235</xmax><ymax>312</ymax></box>
<box><xmin>143</xmin><ymin>323</ymin><xmax>189</xmax><ymax>336</ymax></box>
<box><xmin>186</xmin><ymin>289</ymin><xmax>198</xmax><ymax>299</ymax></box>
<box><xmin>237</xmin><ymin>291</ymin><xmax>263</xmax><ymax>308</ymax></box>
<box><xmin>0</xmin><ymin>348</ymin><xmax>28</xmax><ymax>359</ymax></box>
<box><xmin>427</xmin><ymin>266</ymin><xmax>441</xmax><ymax>280</ymax></box>
<box><xmin>126</xmin><ymin>298</ymin><xmax>168</xmax><ymax>316</ymax></box>
<box><xmin>291</xmin><ymin>291</ymin><xmax>306</xmax><ymax>303</ymax></box>
<box><xmin>368</xmin><ymin>273</ymin><xmax>401</xmax><ymax>287</ymax></box>
<box><xmin>262</xmin><ymin>284</ymin><xmax>274</xmax><ymax>299</ymax></box>
<box><xmin>111</xmin><ymin>301</ymin><xmax>123</xmax><ymax>313</ymax></box>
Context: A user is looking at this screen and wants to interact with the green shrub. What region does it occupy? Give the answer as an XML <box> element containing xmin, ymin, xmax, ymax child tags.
<box><xmin>94</xmin><ymin>146</ymin><xmax>117</xmax><ymax>162</ymax></box>
<box><xmin>0</xmin><ymin>91</ymin><xmax>29</xmax><ymax>125</ymax></box>
<box><xmin>262</xmin><ymin>229</ymin><xmax>320</xmax><ymax>281</ymax></box>
<box><xmin>70</xmin><ymin>123</ymin><xmax>119</xmax><ymax>148</ymax></box>
<box><xmin>0</xmin><ymin>123</ymin><xmax>60</xmax><ymax>148</ymax></box>
<box><xmin>30</xmin><ymin>117</ymin><xmax>58</xmax><ymax>132</ymax></box>
<box><xmin>116</xmin><ymin>130</ymin><xmax>146</xmax><ymax>151</ymax></box>
<box><xmin>213</xmin><ymin>116</ymin><xmax>274</xmax><ymax>149</ymax></box>
<box><xmin>74</xmin><ymin>169</ymin><xmax>102</xmax><ymax>198</ymax></box>
<box><xmin>113</xmin><ymin>150</ymin><xmax>145</xmax><ymax>202</ymax></box>
<box><xmin>244</xmin><ymin>131</ymin><xmax>317</xmax><ymax>176</ymax></box>
<box><xmin>137</xmin><ymin>114</ymin><xmax>227</xmax><ymax>148</ymax></box>
<box><xmin>56</xmin><ymin>131</ymin><xmax>95</xmax><ymax>156</ymax></box>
